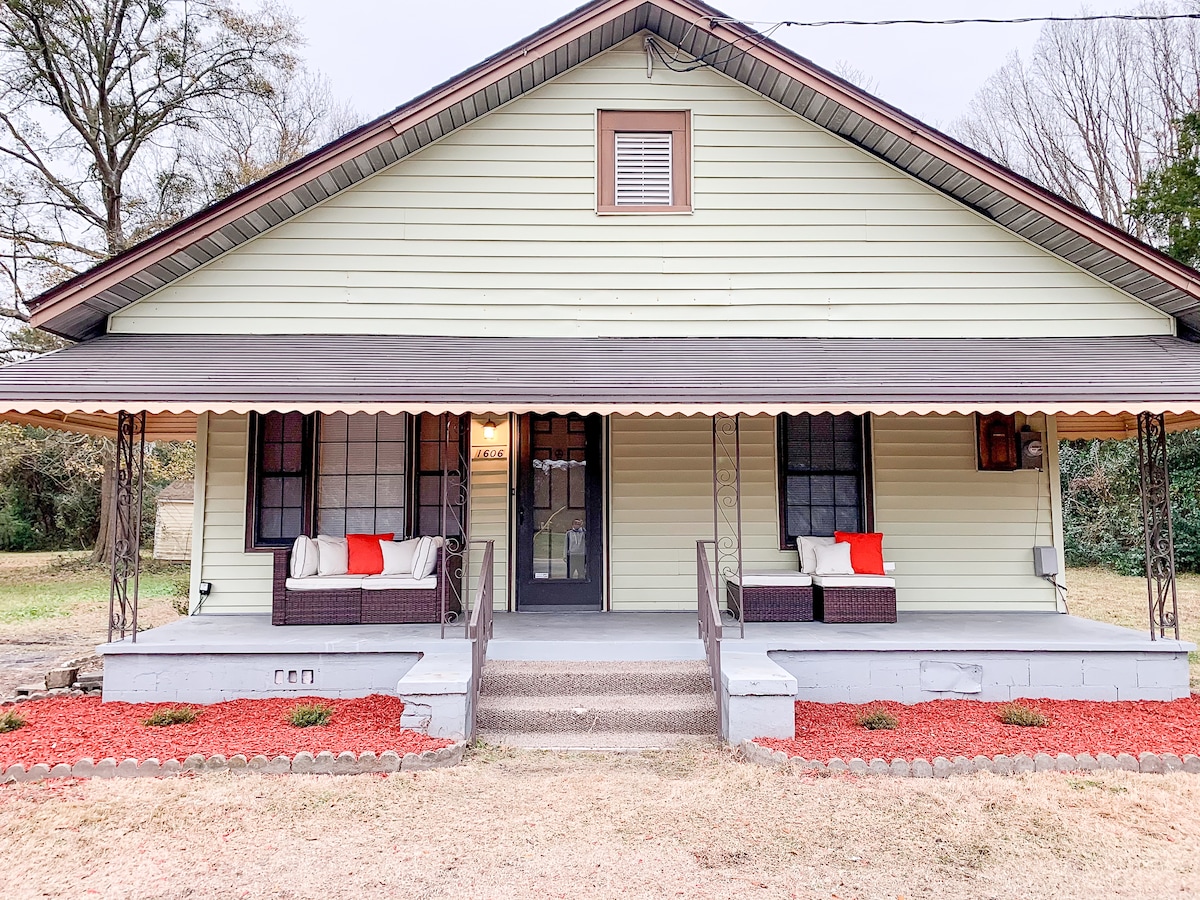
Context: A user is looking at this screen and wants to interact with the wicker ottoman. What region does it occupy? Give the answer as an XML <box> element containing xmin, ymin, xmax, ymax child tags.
<box><xmin>726</xmin><ymin>573</ymin><xmax>814</xmax><ymax>622</ymax></box>
<box><xmin>812</xmin><ymin>575</ymin><xmax>897</xmax><ymax>623</ymax></box>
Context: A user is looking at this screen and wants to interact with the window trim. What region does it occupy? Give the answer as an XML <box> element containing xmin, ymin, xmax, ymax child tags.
<box><xmin>776</xmin><ymin>413</ymin><xmax>874</xmax><ymax>551</ymax></box>
<box><xmin>596</xmin><ymin>109</ymin><xmax>691</xmax><ymax>213</ymax></box>
<box><xmin>244</xmin><ymin>412</ymin><xmax>317</xmax><ymax>552</ymax></box>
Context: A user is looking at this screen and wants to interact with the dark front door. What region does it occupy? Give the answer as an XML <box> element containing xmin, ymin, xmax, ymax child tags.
<box><xmin>516</xmin><ymin>413</ymin><xmax>603</xmax><ymax>609</ymax></box>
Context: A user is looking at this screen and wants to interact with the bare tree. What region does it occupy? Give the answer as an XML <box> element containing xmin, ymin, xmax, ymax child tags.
<box><xmin>0</xmin><ymin>0</ymin><xmax>306</xmax><ymax>321</ymax></box>
<box><xmin>953</xmin><ymin>1</ymin><xmax>1200</xmax><ymax>235</ymax></box>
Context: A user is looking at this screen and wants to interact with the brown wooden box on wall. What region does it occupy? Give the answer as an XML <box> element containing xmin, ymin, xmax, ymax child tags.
<box><xmin>976</xmin><ymin>413</ymin><xmax>1019</xmax><ymax>471</ymax></box>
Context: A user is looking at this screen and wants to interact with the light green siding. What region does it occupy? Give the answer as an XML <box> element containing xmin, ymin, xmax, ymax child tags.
<box><xmin>198</xmin><ymin>413</ymin><xmax>271</xmax><ymax>613</ymax></box>
<box><xmin>110</xmin><ymin>38</ymin><xmax>1170</xmax><ymax>339</ymax></box>
<box><xmin>606</xmin><ymin>413</ymin><xmax>1058</xmax><ymax>612</ymax></box>
<box><xmin>469</xmin><ymin>415</ymin><xmax>510</xmax><ymax>611</ymax></box>
<box><xmin>872</xmin><ymin>413</ymin><xmax>1058</xmax><ymax>611</ymax></box>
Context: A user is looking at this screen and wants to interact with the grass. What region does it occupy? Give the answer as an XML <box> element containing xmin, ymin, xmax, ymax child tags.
<box><xmin>1067</xmin><ymin>567</ymin><xmax>1200</xmax><ymax>688</ymax></box>
<box><xmin>855</xmin><ymin>708</ymin><xmax>899</xmax><ymax>730</ymax></box>
<box><xmin>0</xmin><ymin>709</ymin><xmax>25</xmax><ymax>733</ymax></box>
<box><xmin>0</xmin><ymin>551</ymin><xmax>188</xmax><ymax>624</ymax></box>
<box><xmin>998</xmin><ymin>702</ymin><xmax>1049</xmax><ymax>727</ymax></box>
<box><xmin>287</xmin><ymin>703</ymin><xmax>333</xmax><ymax>728</ymax></box>
<box><xmin>141</xmin><ymin>707</ymin><xmax>197</xmax><ymax>727</ymax></box>
<box><xmin>2</xmin><ymin>749</ymin><xmax>1200</xmax><ymax>899</ymax></box>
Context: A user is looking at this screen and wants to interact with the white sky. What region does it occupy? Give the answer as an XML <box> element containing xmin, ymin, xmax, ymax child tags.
<box><xmin>281</xmin><ymin>0</ymin><xmax>1128</xmax><ymax>130</ymax></box>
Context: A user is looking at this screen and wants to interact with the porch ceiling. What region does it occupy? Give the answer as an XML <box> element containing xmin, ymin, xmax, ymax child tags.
<box><xmin>4</xmin><ymin>335</ymin><xmax>1200</xmax><ymax>426</ymax></box>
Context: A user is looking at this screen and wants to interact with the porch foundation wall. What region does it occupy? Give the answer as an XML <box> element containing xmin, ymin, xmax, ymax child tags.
<box><xmin>768</xmin><ymin>649</ymin><xmax>1191</xmax><ymax>704</ymax></box>
<box><xmin>101</xmin><ymin>651</ymin><xmax>423</xmax><ymax>704</ymax></box>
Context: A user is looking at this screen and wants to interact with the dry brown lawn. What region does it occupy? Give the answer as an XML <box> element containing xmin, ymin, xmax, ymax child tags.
<box><xmin>2</xmin><ymin>747</ymin><xmax>1199</xmax><ymax>900</ymax></box>
<box><xmin>0</xmin><ymin>552</ymin><xmax>184</xmax><ymax>697</ymax></box>
<box><xmin>1068</xmin><ymin>567</ymin><xmax>1200</xmax><ymax>688</ymax></box>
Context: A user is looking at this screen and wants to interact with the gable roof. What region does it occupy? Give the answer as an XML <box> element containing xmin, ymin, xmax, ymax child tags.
<box><xmin>27</xmin><ymin>0</ymin><xmax>1200</xmax><ymax>341</ymax></box>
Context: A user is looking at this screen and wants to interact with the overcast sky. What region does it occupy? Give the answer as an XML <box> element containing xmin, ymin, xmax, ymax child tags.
<box><xmin>280</xmin><ymin>1</ymin><xmax>1128</xmax><ymax>130</ymax></box>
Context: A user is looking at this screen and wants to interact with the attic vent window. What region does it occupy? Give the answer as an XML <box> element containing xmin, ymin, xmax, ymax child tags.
<box><xmin>615</xmin><ymin>132</ymin><xmax>673</xmax><ymax>206</ymax></box>
<box><xmin>598</xmin><ymin>110</ymin><xmax>691</xmax><ymax>213</ymax></box>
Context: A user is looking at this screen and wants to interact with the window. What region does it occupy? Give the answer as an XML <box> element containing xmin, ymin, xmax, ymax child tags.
<box><xmin>316</xmin><ymin>413</ymin><xmax>408</xmax><ymax>536</ymax></box>
<box><xmin>247</xmin><ymin>411</ymin><xmax>468</xmax><ymax>549</ymax></box>
<box><xmin>597</xmin><ymin>110</ymin><xmax>691</xmax><ymax>212</ymax></box>
<box><xmin>777</xmin><ymin>413</ymin><xmax>871</xmax><ymax>549</ymax></box>
<box><xmin>248</xmin><ymin>411</ymin><xmax>314</xmax><ymax>549</ymax></box>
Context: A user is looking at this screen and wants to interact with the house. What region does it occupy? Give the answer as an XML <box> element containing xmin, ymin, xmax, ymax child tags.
<box><xmin>152</xmin><ymin>481</ymin><xmax>194</xmax><ymax>562</ymax></box>
<box><xmin>0</xmin><ymin>0</ymin><xmax>1196</xmax><ymax>744</ymax></box>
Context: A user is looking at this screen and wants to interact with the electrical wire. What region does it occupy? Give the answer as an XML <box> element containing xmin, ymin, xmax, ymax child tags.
<box><xmin>709</xmin><ymin>13</ymin><xmax>1200</xmax><ymax>29</ymax></box>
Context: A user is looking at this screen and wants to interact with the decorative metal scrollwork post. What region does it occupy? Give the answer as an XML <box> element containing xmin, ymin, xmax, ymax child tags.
<box><xmin>108</xmin><ymin>411</ymin><xmax>146</xmax><ymax>642</ymax></box>
<box><xmin>713</xmin><ymin>413</ymin><xmax>744</xmax><ymax>637</ymax></box>
<box><xmin>1137</xmin><ymin>412</ymin><xmax>1180</xmax><ymax>640</ymax></box>
<box><xmin>440</xmin><ymin>414</ymin><xmax>471</xmax><ymax>639</ymax></box>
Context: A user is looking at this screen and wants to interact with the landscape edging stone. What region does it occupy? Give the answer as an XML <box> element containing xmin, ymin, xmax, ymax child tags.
<box><xmin>0</xmin><ymin>742</ymin><xmax>466</xmax><ymax>784</ymax></box>
<box><xmin>737</xmin><ymin>741</ymin><xmax>1200</xmax><ymax>776</ymax></box>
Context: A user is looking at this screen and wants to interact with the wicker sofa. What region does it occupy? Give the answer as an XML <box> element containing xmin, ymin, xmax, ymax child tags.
<box><xmin>798</xmin><ymin>534</ymin><xmax>898</xmax><ymax>624</ymax></box>
<box><xmin>271</xmin><ymin>541</ymin><xmax>446</xmax><ymax>626</ymax></box>
<box><xmin>725</xmin><ymin>572</ymin><xmax>814</xmax><ymax>622</ymax></box>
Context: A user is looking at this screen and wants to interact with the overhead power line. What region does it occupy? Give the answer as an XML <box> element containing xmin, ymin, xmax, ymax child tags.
<box><xmin>710</xmin><ymin>13</ymin><xmax>1200</xmax><ymax>28</ymax></box>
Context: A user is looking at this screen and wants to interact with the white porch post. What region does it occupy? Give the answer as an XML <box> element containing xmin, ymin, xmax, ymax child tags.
<box><xmin>108</xmin><ymin>410</ymin><xmax>146</xmax><ymax>642</ymax></box>
<box><xmin>1136</xmin><ymin>411</ymin><xmax>1181</xmax><ymax>640</ymax></box>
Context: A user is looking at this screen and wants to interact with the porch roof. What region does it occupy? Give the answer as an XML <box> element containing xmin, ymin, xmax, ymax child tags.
<box><xmin>4</xmin><ymin>334</ymin><xmax>1200</xmax><ymax>438</ymax></box>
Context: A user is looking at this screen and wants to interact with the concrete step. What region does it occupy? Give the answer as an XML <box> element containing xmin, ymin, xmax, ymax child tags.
<box><xmin>475</xmin><ymin>693</ymin><xmax>717</xmax><ymax>735</ymax></box>
<box><xmin>476</xmin><ymin>730</ymin><xmax>720</xmax><ymax>751</ymax></box>
<box><xmin>480</xmin><ymin>659</ymin><xmax>712</xmax><ymax>697</ymax></box>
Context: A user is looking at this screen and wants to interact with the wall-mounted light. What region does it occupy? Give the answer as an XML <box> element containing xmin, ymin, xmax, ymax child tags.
<box><xmin>482</xmin><ymin>419</ymin><xmax>499</xmax><ymax>441</ymax></box>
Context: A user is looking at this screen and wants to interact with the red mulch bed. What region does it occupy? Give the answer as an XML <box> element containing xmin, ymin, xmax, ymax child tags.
<box><xmin>0</xmin><ymin>694</ymin><xmax>451</xmax><ymax>768</ymax></box>
<box><xmin>757</xmin><ymin>697</ymin><xmax>1200</xmax><ymax>760</ymax></box>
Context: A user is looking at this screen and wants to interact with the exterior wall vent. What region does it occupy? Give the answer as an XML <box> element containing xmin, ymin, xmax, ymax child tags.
<box><xmin>614</xmin><ymin>132</ymin><xmax>672</xmax><ymax>206</ymax></box>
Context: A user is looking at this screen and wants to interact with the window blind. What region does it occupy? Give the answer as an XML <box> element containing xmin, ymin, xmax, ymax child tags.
<box><xmin>614</xmin><ymin>132</ymin><xmax>672</xmax><ymax>205</ymax></box>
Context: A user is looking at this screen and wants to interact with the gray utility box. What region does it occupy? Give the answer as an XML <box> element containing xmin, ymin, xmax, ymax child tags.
<box><xmin>1032</xmin><ymin>546</ymin><xmax>1060</xmax><ymax>578</ymax></box>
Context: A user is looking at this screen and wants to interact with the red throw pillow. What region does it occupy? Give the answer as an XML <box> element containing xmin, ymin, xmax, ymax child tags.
<box><xmin>834</xmin><ymin>531</ymin><xmax>886</xmax><ymax>576</ymax></box>
<box><xmin>345</xmin><ymin>533</ymin><xmax>395</xmax><ymax>575</ymax></box>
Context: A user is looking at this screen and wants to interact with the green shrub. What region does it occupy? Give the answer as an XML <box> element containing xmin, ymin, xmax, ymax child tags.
<box><xmin>142</xmin><ymin>706</ymin><xmax>197</xmax><ymax>727</ymax></box>
<box><xmin>288</xmin><ymin>703</ymin><xmax>333</xmax><ymax>728</ymax></box>
<box><xmin>0</xmin><ymin>709</ymin><xmax>27</xmax><ymax>733</ymax></box>
<box><xmin>855</xmin><ymin>708</ymin><xmax>898</xmax><ymax>730</ymax></box>
<box><xmin>998</xmin><ymin>702</ymin><xmax>1049</xmax><ymax>727</ymax></box>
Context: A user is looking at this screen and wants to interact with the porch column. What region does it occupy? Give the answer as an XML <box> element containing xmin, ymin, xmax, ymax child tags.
<box><xmin>108</xmin><ymin>410</ymin><xmax>147</xmax><ymax>642</ymax></box>
<box><xmin>441</xmin><ymin>414</ymin><xmax>471</xmax><ymax>638</ymax></box>
<box><xmin>1136</xmin><ymin>411</ymin><xmax>1181</xmax><ymax>640</ymax></box>
<box><xmin>712</xmin><ymin>413</ymin><xmax>744</xmax><ymax>636</ymax></box>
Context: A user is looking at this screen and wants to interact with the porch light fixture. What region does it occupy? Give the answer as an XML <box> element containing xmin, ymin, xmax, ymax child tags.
<box><xmin>482</xmin><ymin>419</ymin><xmax>499</xmax><ymax>441</ymax></box>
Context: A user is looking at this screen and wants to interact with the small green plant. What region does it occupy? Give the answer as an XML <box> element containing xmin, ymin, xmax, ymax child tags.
<box><xmin>288</xmin><ymin>703</ymin><xmax>333</xmax><ymax>728</ymax></box>
<box><xmin>142</xmin><ymin>706</ymin><xmax>197</xmax><ymax>727</ymax></box>
<box><xmin>0</xmin><ymin>710</ymin><xmax>27</xmax><ymax>733</ymax></box>
<box><xmin>855</xmin><ymin>708</ymin><xmax>898</xmax><ymax>730</ymax></box>
<box><xmin>998</xmin><ymin>702</ymin><xmax>1049</xmax><ymax>727</ymax></box>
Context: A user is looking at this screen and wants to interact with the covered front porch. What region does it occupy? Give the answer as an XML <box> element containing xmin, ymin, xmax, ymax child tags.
<box><xmin>0</xmin><ymin>334</ymin><xmax>1198</xmax><ymax>742</ymax></box>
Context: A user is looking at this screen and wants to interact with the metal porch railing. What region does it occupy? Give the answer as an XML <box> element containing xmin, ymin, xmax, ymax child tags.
<box><xmin>696</xmin><ymin>539</ymin><xmax>723</xmax><ymax>738</ymax></box>
<box><xmin>465</xmin><ymin>539</ymin><xmax>495</xmax><ymax>741</ymax></box>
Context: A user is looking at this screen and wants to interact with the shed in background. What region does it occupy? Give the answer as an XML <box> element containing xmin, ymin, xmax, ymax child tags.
<box><xmin>152</xmin><ymin>480</ymin><xmax>193</xmax><ymax>561</ymax></box>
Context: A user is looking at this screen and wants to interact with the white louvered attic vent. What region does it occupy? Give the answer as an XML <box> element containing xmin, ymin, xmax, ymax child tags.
<box><xmin>614</xmin><ymin>132</ymin><xmax>672</xmax><ymax>206</ymax></box>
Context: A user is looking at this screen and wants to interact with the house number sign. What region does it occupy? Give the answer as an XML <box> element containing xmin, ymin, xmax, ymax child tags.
<box><xmin>474</xmin><ymin>448</ymin><xmax>507</xmax><ymax>460</ymax></box>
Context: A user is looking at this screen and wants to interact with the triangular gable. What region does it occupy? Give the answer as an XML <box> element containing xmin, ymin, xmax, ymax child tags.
<box><xmin>27</xmin><ymin>0</ymin><xmax>1200</xmax><ymax>340</ymax></box>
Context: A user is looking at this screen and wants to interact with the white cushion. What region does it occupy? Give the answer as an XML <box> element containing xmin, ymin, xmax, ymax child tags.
<box><xmin>361</xmin><ymin>575</ymin><xmax>438</xmax><ymax>590</ymax></box>
<box><xmin>289</xmin><ymin>535</ymin><xmax>319</xmax><ymax>578</ymax></box>
<box><xmin>728</xmin><ymin>572</ymin><xmax>813</xmax><ymax>587</ymax></box>
<box><xmin>813</xmin><ymin>541</ymin><xmax>854</xmax><ymax>576</ymax></box>
<box><xmin>285</xmin><ymin>575</ymin><xmax>363</xmax><ymax>591</ymax></box>
<box><xmin>884</xmin><ymin>561</ymin><xmax>896</xmax><ymax>574</ymax></box>
<box><xmin>380</xmin><ymin>537</ymin><xmax>422</xmax><ymax>575</ymax></box>
<box><xmin>812</xmin><ymin>574</ymin><xmax>897</xmax><ymax>589</ymax></box>
<box><xmin>411</xmin><ymin>535</ymin><xmax>442</xmax><ymax>579</ymax></box>
<box><xmin>797</xmin><ymin>535</ymin><xmax>836</xmax><ymax>574</ymax></box>
<box><xmin>315</xmin><ymin>535</ymin><xmax>349</xmax><ymax>576</ymax></box>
